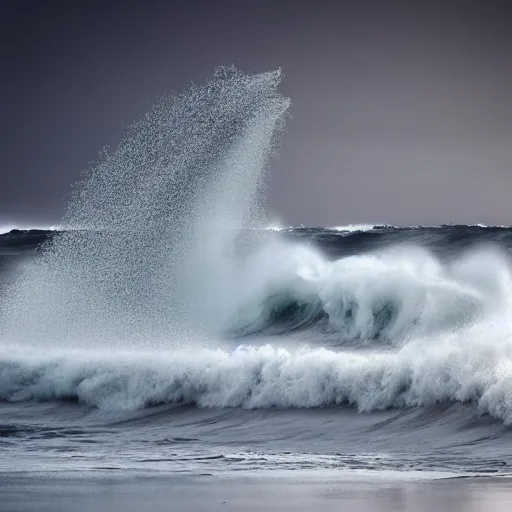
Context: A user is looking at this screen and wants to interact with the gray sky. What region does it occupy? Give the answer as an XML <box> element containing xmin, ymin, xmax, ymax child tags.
<box><xmin>1</xmin><ymin>0</ymin><xmax>511</xmax><ymax>228</ymax></box>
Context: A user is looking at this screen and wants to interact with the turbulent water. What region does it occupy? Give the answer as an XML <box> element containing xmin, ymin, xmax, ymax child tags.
<box><xmin>2</xmin><ymin>69</ymin><xmax>512</xmax><ymax>478</ymax></box>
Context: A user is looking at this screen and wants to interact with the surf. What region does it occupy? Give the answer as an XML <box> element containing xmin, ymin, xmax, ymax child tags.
<box><xmin>2</xmin><ymin>67</ymin><xmax>512</xmax><ymax>431</ymax></box>
<box><xmin>2</xmin><ymin>320</ymin><xmax>512</xmax><ymax>426</ymax></box>
<box><xmin>224</xmin><ymin>240</ymin><xmax>512</xmax><ymax>342</ymax></box>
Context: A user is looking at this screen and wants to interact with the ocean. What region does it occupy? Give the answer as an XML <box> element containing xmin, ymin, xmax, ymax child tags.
<box><xmin>1</xmin><ymin>69</ymin><xmax>512</xmax><ymax>499</ymax></box>
<box><xmin>2</xmin><ymin>223</ymin><xmax>512</xmax><ymax>480</ymax></box>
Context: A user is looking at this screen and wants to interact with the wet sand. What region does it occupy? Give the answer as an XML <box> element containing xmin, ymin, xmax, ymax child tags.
<box><xmin>2</xmin><ymin>473</ymin><xmax>512</xmax><ymax>512</ymax></box>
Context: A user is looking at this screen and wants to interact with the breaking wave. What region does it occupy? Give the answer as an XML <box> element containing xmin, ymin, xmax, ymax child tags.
<box><xmin>2</xmin><ymin>323</ymin><xmax>512</xmax><ymax>424</ymax></box>
<box><xmin>228</xmin><ymin>241</ymin><xmax>512</xmax><ymax>343</ymax></box>
<box><xmin>3</xmin><ymin>234</ymin><xmax>512</xmax><ymax>424</ymax></box>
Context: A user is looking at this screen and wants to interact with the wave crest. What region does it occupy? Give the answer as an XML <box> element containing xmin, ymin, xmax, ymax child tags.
<box><xmin>2</xmin><ymin>333</ymin><xmax>512</xmax><ymax>424</ymax></box>
<box><xmin>229</xmin><ymin>242</ymin><xmax>512</xmax><ymax>343</ymax></box>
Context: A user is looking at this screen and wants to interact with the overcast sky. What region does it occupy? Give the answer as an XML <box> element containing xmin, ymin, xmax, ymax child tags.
<box><xmin>1</xmin><ymin>0</ymin><xmax>511</xmax><ymax>228</ymax></box>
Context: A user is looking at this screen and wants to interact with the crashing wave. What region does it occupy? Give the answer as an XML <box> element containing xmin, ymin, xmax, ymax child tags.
<box><xmin>3</xmin><ymin>323</ymin><xmax>512</xmax><ymax>424</ymax></box>
<box><xmin>228</xmin><ymin>242</ymin><xmax>512</xmax><ymax>343</ymax></box>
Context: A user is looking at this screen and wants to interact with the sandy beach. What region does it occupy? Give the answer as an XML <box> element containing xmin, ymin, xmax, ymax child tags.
<box><xmin>2</xmin><ymin>473</ymin><xmax>512</xmax><ymax>512</ymax></box>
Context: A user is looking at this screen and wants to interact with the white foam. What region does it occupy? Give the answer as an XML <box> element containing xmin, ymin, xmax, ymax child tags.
<box><xmin>263</xmin><ymin>224</ymin><xmax>292</xmax><ymax>232</ymax></box>
<box><xmin>3</xmin><ymin>321</ymin><xmax>512</xmax><ymax>423</ymax></box>
<box><xmin>328</xmin><ymin>224</ymin><xmax>378</xmax><ymax>232</ymax></box>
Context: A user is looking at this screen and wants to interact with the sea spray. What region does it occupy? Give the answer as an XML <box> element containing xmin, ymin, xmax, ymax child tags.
<box><xmin>0</xmin><ymin>67</ymin><xmax>290</xmax><ymax>347</ymax></box>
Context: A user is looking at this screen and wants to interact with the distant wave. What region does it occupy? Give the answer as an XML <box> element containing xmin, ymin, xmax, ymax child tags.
<box><xmin>0</xmin><ymin>225</ymin><xmax>61</xmax><ymax>235</ymax></box>
<box><xmin>328</xmin><ymin>224</ymin><xmax>379</xmax><ymax>232</ymax></box>
<box><xmin>405</xmin><ymin>224</ymin><xmax>511</xmax><ymax>229</ymax></box>
<box><xmin>326</xmin><ymin>224</ymin><xmax>512</xmax><ymax>232</ymax></box>
<box><xmin>1</xmin><ymin>223</ymin><xmax>510</xmax><ymax>237</ymax></box>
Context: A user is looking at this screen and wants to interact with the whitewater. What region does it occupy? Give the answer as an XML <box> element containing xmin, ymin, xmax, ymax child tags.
<box><xmin>2</xmin><ymin>68</ymin><xmax>512</xmax><ymax>478</ymax></box>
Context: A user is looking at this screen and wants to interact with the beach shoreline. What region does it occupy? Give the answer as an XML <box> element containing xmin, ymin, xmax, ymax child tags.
<box><xmin>2</xmin><ymin>472</ymin><xmax>512</xmax><ymax>512</ymax></box>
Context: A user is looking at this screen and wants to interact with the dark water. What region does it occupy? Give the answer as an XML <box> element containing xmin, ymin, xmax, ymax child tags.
<box><xmin>2</xmin><ymin>224</ymin><xmax>512</xmax><ymax>478</ymax></box>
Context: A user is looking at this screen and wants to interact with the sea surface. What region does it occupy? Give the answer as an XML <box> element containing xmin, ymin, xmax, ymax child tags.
<box><xmin>2</xmin><ymin>224</ymin><xmax>512</xmax><ymax>479</ymax></box>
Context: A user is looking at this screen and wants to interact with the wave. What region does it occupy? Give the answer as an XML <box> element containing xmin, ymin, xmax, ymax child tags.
<box><xmin>2</xmin><ymin>227</ymin><xmax>511</xmax><ymax>347</ymax></box>
<box><xmin>262</xmin><ymin>224</ymin><xmax>293</xmax><ymax>232</ymax></box>
<box><xmin>228</xmin><ymin>242</ymin><xmax>512</xmax><ymax>343</ymax></box>
<box><xmin>2</xmin><ymin>324</ymin><xmax>512</xmax><ymax>424</ymax></box>
<box><xmin>3</xmin><ymin>228</ymin><xmax>512</xmax><ymax>425</ymax></box>
<box><xmin>0</xmin><ymin>225</ymin><xmax>61</xmax><ymax>235</ymax></box>
<box><xmin>328</xmin><ymin>224</ymin><xmax>380</xmax><ymax>232</ymax></box>
<box><xmin>327</xmin><ymin>224</ymin><xmax>512</xmax><ymax>231</ymax></box>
